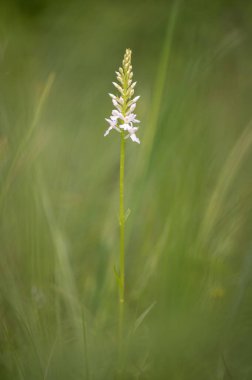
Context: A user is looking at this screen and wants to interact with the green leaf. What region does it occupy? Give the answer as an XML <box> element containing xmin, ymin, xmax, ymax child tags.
<box><xmin>133</xmin><ymin>301</ymin><xmax>156</xmax><ymax>333</ymax></box>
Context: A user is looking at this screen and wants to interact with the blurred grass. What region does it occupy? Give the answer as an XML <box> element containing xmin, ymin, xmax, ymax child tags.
<box><xmin>0</xmin><ymin>0</ymin><xmax>252</xmax><ymax>379</ymax></box>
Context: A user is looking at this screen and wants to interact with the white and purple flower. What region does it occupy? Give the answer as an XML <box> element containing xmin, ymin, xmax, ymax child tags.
<box><xmin>104</xmin><ymin>49</ymin><xmax>141</xmax><ymax>144</ymax></box>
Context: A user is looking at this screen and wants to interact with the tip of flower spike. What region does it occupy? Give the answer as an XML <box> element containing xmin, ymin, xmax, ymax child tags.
<box><xmin>125</xmin><ymin>48</ymin><xmax>132</xmax><ymax>58</ymax></box>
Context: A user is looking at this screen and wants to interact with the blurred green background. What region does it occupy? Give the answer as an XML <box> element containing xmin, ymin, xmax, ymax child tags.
<box><xmin>0</xmin><ymin>0</ymin><xmax>252</xmax><ymax>379</ymax></box>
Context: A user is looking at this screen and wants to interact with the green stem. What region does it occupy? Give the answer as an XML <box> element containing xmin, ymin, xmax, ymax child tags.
<box><xmin>119</xmin><ymin>131</ymin><xmax>125</xmax><ymax>357</ymax></box>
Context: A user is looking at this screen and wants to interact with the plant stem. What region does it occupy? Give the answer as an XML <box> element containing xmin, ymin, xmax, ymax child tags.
<box><xmin>119</xmin><ymin>131</ymin><xmax>125</xmax><ymax>356</ymax></box>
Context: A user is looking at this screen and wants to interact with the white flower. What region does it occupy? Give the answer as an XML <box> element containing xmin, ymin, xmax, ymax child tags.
<box><xmin>104</xmin><ymin>117</ymin><xmax>121</xmax><ymax>136</ymax></box>
<box><xmin>123</xmin><ymin>112</ymin><xmax>140</xmax><ymax>124</ymax></box>
<box><xmin>125</xmin><ymin>124</ymin><xmax>140</xmax><ymax>144</ymax></box>
<box><xmin>104</xmin><ymin>49</ymin><xmax>141</xmax><ymax>144</ymax></box>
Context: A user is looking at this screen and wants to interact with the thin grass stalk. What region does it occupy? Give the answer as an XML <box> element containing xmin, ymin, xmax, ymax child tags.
<box><xmin>136</xmin><ymin>0</ymin><xmax>180</xmax><ymax>178</ymax></box>
<box><xmin>82</xmin><ymin>307</ymin><xmax>91</xmax><ymax>380</ymax></box>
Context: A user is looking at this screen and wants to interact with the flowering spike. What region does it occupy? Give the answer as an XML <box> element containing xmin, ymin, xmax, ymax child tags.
<box><xmin>104</xmin><ymin>49</ymin><xmax>141</xmax><ymax>143</ymax></box>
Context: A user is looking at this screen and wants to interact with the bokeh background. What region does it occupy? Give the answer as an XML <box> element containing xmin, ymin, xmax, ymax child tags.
<box><xmin>0</xmin><ymin>0</ymin><xmax>252</xmax><ymax>379</ymax></box>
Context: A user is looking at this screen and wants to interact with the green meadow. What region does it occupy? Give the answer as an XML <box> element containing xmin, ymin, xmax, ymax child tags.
<box><xmin>0</xmin><ymin>1</ymin><xmax>252</xmax><ymax>379</ymax></box>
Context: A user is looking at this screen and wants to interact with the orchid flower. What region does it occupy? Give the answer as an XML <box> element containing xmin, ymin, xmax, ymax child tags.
<box><xmin>104</xmin><ymin>49</ymin><xmax>141</xmax><ymax>143</ymax></box>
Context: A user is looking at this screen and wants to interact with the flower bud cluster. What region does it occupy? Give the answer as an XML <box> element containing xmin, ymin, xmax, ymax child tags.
<box><xmin>104</xmin><ymin>49</ymin><xmax>140</xmax><ymax>144</ymax></box>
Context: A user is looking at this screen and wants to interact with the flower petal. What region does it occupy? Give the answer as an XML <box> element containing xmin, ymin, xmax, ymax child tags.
<box><xmin>130</xmin><ymin>134</ymin><xmax>140</xmax><ymax>144</ymax></box>
<box><xmin>104</xmin><ymin>126</ymin><xmax>113</xmax><ymax>136</ymax></box>
<box><xmin>108</xmin><ymin>93</ymin><xmax>117</xmax><ymax>100</ymax></box>
<box><xmin>112</xmin><ymin>110</ymin><xmax>122</xmax><ymax>118</ymax></box>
